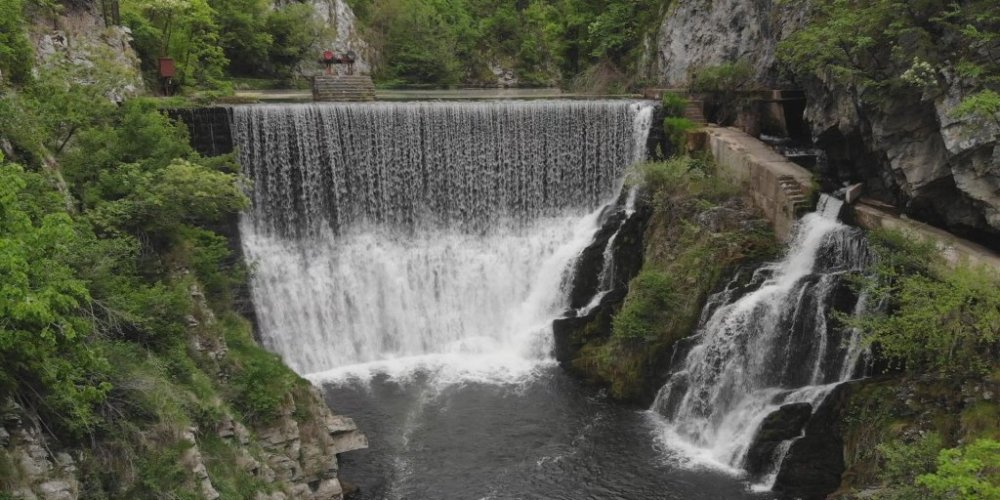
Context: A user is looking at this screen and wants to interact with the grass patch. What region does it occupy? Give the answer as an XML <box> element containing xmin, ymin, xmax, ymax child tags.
<box><xmin>222</xmin><ymin>313</ymin><xmax>298</xmax><ymax>425</ymax></box>
<box><xmin>198</xmin><ymin>433</ymin><xmax>276</xmax><ymax>498</ymax></box>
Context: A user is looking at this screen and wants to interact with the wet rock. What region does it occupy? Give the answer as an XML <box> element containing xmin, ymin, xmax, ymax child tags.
<box><xmin>567</xmin><ymin>204</ymin><xmax>625</xmax><ymax>309</ymax></box>
<box><xmin>743</xmin><ymin>402</ymin><xmax>813</xmax><ymax>479</ymax></box>
<box><xmin>773</xmin><ymin>385</ymin><xmax>851</xmax><ymax>499</ymax></box>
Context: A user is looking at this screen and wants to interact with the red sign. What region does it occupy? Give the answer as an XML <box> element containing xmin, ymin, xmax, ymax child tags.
<box><xmin>323</xmin><ymin>51</ymin><xmax>335</xmax><ymax>61</ymax></box>
<box><xmin>158</xmin><ymin>57</ymin><xmax>175</xmax><ymax>78</ymax></box>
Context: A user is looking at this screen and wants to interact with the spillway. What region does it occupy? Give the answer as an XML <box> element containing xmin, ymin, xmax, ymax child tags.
<box><xmin>233</xmin><ymin>100</ymin><xmax>653</xmax><ymax>377</ymax></box>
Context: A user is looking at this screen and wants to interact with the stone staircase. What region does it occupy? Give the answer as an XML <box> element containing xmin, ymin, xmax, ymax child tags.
<box><xmin>777</xmin><ymin>174</ymin><xmax>812</xmax><ymax>216</ymax></box>
<box><xmin>683</xmin><ymin>99</ymin><xmax>707</xmax><ymax>124</ymax></box>
<box><xmin>657</xmin><ymin>89</ymin><xmax>707</xmax><ymax>124</ymax></box>
<box><xmin>312</xmin><ymin>75</ymin><xmax>375</xmax><ymax>102</ymax></box>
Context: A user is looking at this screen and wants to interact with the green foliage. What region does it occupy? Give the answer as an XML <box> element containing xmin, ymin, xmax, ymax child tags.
<box><xmin>917</xmin><ymin>439</ymin><xmax>1000</xmax><ymax>499</ymax></box>
<box><xmin>225</xmin><ymin>316</ymin><xmax>295</xmax><ymax>424</ymax></box>
<box><xmin>121</xmin><ymin>0</ymin><xmax>231</xmax><ymax>90</ymax></box>
<box><xmin>663</xmin><ymin>117</ymin><xmax>696</xmax><ymax>154</ymax></box>
<box><xmin>0</xmin><ymin>160</ymin><xmax>111</xmax><ymax>436</ymax></box>
<box><xmin>661</xmin><ymin>92</ymin><xmax>687</xmax><ymax>116</ymax></box>
<box><xmin>952</xmin><ymin>90</ymin><xmax>1000</xmax><ymax>127</ymax></box>
<box><xmin>129</xmin><ymin>439</ymin><xmax>199</xmax><ymax>499</ymax></box>
<box><xmin>851</xmin><ymin>230</ymin><xmax>1000</xmax><ymax>375</ymax></box>
<box><xmin>264</xmin><ymin>3</ymin><xmax>329</xmax><ymax>79</ymax></box>
<box><xmin>778</xmin><ymin>0</ymin><xmax>1000</xmax><ymax>109</ymax></box>
<box><xmin>613</xmin><ymin>270</ymin><xmax>674</xmax><ymax>341</ymax></box>
<box><xmin>209</xmin><ymin>0</ymin><xmax>272</xmax><ymax>75</ymax></box>
<box><xmin>352</xmin><ymin>0</ymin><xmax>662</xmax><ymax>86</ymax></box>
<box><xmin>689</xmin><ymin>61</ymin><xmax>754</xmax><ymax>93</ymax></box>
<box><xmin>572</xmin><ymin>157</ymin><xmax>776</xmax><ymax>400</ymax></box>
<box><xmin>0</xmin><ymin>0</ymin><xmax>32</xmax><ymax>84</ymax></box>
<box><xmin>636</xmin><ymin>156</ymin><xmax>741</xmax><ymax>203</ymax></box>
<box><xmin>877</xmin><ymin>433</ymin><xmax>946</xmax><ymax>500</ymax></box>
<box><xmin>367</xmin><ymin>0</ymin><xmax>463</xmax><ymax>84</ymax></box>
<box><xmin>585</xmin><ymin>0</ymin><xmax>659</xmax><ymax>60</ymax></box>
<box><xmin>121</xmin><ymin>0</ymin><xmax>325</xmax><ymax>88</ymax></box>
<box><xmin>689</xmin><ymin>61</ymin><xmax>754</xmax><ymax>124</ymax></box>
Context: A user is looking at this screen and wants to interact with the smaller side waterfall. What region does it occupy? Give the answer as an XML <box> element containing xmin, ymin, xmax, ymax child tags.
<box><xmin>652</xmin><ymin>195</ymin><xmax>873</xmax><ymax>486</ymax></box>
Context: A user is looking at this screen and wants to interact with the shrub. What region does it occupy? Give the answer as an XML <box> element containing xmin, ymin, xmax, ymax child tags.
<box><xmin>851</xmin><ymin>230</ymin><xmax>1000</xmax><ymax>375</ymax></box>
<box><xmin>661</xmin><ymin>92</ymin><xmax>687</xmax><ymax>116</ymax></box>
<box><xmin>612</xmin><ymin>270</ymin><xmax>675</xmax><ymax>341</ymax></box>
<box><xmin>917</xmin><ymin>439</ymin><xmax>1000</xmax><ymax>500</ymax></box>
<box><xmin>225</xmin><ymin>316</ymin><xmax>295</xmax><ymax>424</ymax></box>
<box><xmin>663</xmin><ymin>116</ymin><xmax>696</xmax><ymax>154</ymax></box>
<box><xmin>877</xmin><ymin>433</ymin><xmax>946</xmax><ymax>500</ymax></box>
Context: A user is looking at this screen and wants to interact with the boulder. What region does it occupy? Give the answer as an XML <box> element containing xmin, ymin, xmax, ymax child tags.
<box><xmin>773</xmin><ymin>385</ymin><xmax>851</xmax><ymax>499</ymax></box>
<box><xmin>743</xmin><ymin>402</ymin><xmax>813</xmax><ymax>479</ymax></box>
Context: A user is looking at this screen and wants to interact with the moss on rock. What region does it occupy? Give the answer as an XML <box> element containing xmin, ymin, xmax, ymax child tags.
<box><xmin>560</xmin><ymin>158</ymin><xmax>777</xmax><ymax>403</ymax></box>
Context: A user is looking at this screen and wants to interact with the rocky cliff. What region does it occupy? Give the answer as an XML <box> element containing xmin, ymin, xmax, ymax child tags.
<box><xmin>300</xmin><ymin>0</ymin><xmax>375</xmax><ymax>76</ymax></box>
<box><xmin>26</xmin><ymin>0</ymin><xmax>142</xmax><ymax>102</ymax></box>
<box><xmin>646</xmin><ymin>0</ymin><xmax>807</xmax><ymax>86</ymax></box>
<box><xmin>649</xmin><ymin>0</ymin><xmax>1000</xmax><ymax>249</ymax></box>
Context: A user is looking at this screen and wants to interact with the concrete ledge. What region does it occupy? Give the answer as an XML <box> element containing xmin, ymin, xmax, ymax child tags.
<box><xmin>703</xmin><ymin>125</ymin><xmax>814</xmax><ymax>241</ymax></box>
<box><xmin>312</xmin><ymin>75</ymin><xmax>375</xmax><ymax>102</ymax></box>
<box><xmin>854</xmin><ymin>201</ymin><xmax>1000</xmax><ymax>270</ymax></box>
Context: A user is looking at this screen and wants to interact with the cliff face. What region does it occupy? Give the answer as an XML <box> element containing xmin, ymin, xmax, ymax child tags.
<box><xmin>650</xmin><ymin>0</ymin><xmax>1000</xmax><ymax>248</ymax></box>
<box><xmin>300</xmin><ymin>0</ymin><xmax>375</xmax><ymax>76</ymax></box>
<box><xmin>648</xmin><ymin>0</ymin><xmax>807</xmax><ymax>86</ymax></box>
<box><xmin>27</xmin><ymin>0</ymin><xmax>142</xmax><ymax>101</ymax></box>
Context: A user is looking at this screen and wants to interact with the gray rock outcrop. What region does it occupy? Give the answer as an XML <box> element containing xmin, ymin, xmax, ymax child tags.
<box><xmin>27</xmin><ymin>1</ymin><xmax>142</xmax><ymax>102</ymax></box>
<box><xmin>648</xmin><ymin>0</ymin><xmax>807</xmax><ymax>86</ymax></box>
<box><xmin>300</xmin><ymin>0</ymin><xmax>375</xmax><ymax>77</ymax></box>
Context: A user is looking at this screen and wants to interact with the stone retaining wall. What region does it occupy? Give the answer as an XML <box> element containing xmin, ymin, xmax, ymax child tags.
<box><xmin>703</xmin><ymin>125</ymin><xmax>813</xmax><ymax>241</ymax></box>
<box><xmin>854</xmin><ymin>201</ymin><xmax>1000</xmax><ymax>269</ymax></box>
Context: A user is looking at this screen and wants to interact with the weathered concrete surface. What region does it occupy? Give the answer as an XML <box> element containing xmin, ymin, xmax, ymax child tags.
<box><xmin>704</xmin><ymin>125</ymin><xmax>813</xmax><ymax>241</ymax></box>
<box><xmin>854</xmin><ymin>200</ymin><xmax>1000</xmax><ymax>270</ymax></box>
<box><xmin>312</xmin><ymin>75</ymin><xmax>376</xmax><ymax>101</ymax></box>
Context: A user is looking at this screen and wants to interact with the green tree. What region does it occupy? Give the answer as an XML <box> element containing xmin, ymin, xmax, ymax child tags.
<box><xmin>121</xmin><ymin>0</ymin><xmax>230</xmax><ymax>89</ymax></box>
<box><xmin>208</xmin><ymin>0</ymin><xmax>272</xmax><ymax>75</ymax></box>
<box><xmin>0</xmin><ymin>0</ymin><xmax>32</xmax><ymax>84</ymax></box>
<box><xmin>264</xmin><ymin>3</ymin><xmax>327</xmax><ymax>79</ymax></box>
<box><xmin>917</xmin><ymin>440</ymin><xmax>1000</xmax><ymax>500</ymax></box>
<box><xmin>0</xmin><ymin>159</ymin><xmax>110</xmax><ymax>436</ymax></box>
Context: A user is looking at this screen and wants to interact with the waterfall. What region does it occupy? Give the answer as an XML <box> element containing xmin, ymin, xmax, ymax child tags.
<box><xmin>651</xmin><ymin>195</ymin><xmax>873</xmax><ymax>486</ymax></box>
<box><xmin>233</xmin><ymin>100</ymin><xmax>653</xmax><ymax>380</ymax></box>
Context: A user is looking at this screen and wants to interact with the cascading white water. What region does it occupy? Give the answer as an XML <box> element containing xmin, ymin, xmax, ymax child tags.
<box><xmin>651</xmin><ymin>196</ymin><xmax>873</xmax><ymax>485</ymax></box>
<box><xmin>234</xmin><ymin>101</ymin><xmax>653</xmax><ymax>381</ymax></box>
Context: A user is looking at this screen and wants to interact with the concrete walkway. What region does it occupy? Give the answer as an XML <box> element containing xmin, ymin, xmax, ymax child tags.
<box><xmin>235</xmin><ymin>88</ymin><xmax>643</xmax><ymax>102</ymax></box>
